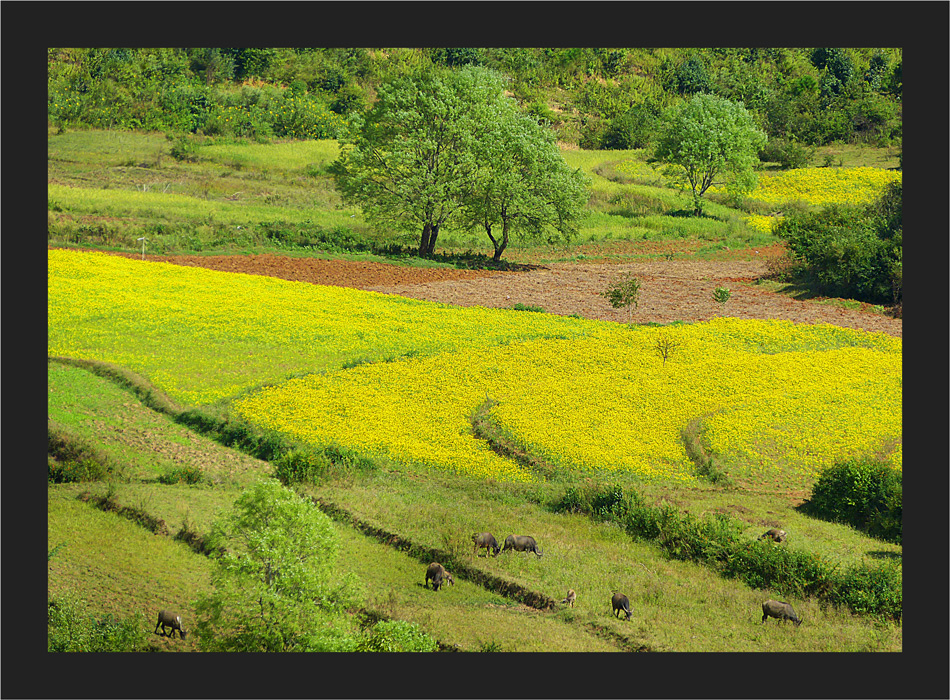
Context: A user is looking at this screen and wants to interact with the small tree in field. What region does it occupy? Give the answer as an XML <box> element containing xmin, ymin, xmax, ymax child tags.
<box><xmin>600</xmin><ymin>273</ymin><xmax>641</xmax><ymax>323</ymax></box>
<box><xmin>194</xmin><ymin>479</ymin><xmax>362</xmax><ymax>652</ymax></box>
<box><xmin>654</xmin><ymin>333</ymin><xmax>680</xmax><ymax>365</ymax></box>
<box><xmin>712</xmin><ymin>286</ymin><xmax>731</xmax><ymax>313</ymax></box>
<box><xmin>653</xmin><ymin>93</ymin><xmax>767</xmax><ymax>215</ymax></box>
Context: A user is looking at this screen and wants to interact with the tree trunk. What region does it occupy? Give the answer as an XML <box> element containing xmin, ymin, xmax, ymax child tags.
<box><xmin>492</xmin><ymin>219</ymin><xmax>510</xmax><ymax>262</ymax></box>
<box><xmin>425</xmin><ymin>223</ymin><xmax>439</xmax><ymax>257</ymax></box>
<box><xmin>419</xmin><ymin>222</ymin><xmax>432</xmax><ymax>257</ymax></box>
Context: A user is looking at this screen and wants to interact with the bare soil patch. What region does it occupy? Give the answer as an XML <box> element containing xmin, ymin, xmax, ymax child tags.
<box><xmin>105</xmin><ymin>247</ymin><xmax>901</xmax><ymax>337</ymax></box>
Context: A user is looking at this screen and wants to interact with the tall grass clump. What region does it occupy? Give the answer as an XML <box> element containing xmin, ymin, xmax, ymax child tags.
<box><xmin>48</xmin><ymin>592</ymin><xmax>148</xmax><ymax>652</ymax></box>
<box><xmin>48</xmin><ymin>425</ymin><xmax>120</xmax><ymax>483</ymax></box>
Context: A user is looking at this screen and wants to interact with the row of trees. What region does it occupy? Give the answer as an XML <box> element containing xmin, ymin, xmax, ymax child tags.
<box><xmin>331</xmin><ymin>68</ymin><xmax>769</xmax><ymax>259</ymax></box>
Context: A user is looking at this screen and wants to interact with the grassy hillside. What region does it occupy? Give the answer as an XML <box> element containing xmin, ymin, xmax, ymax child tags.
<box><xmin>47</xmin><ymin>129</ymin><xmax>899</xmax><ymax>264</ymax></box>
<box><xmin>48</xmin><ymin>242</ymin><xmax>902</xmax><ymax>654</ymax></box>
<box><xmin>47</xmin><ymin>359</ymin><xmax>901</xmax><ymax>654</ymax></box>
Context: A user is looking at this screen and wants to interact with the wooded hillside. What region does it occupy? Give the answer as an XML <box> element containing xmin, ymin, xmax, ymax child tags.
<box><xmin>47</xmin><ymin>47</ymin><xmax>902</xmax><ymax>149</ymax></box>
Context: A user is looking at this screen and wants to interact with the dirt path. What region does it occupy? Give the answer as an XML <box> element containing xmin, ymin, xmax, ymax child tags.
<box><xmin>105</xmin><ymin>248</ymin><xmax>902</xmax><ymax>337</ymax></box>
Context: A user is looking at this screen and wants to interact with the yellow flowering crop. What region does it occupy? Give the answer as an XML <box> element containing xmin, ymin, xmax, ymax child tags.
<box><xmin>47</xmin><ymin>248</ymin><xmax>595</xmax><ymax>406</ymax></box>
<box><xmin>50</xmin><ymin>249</ymin><xmax>901</xmax><ymax>488</ymax></box>
<box><xmin>747</xmin><ymin>167</ymin><xmax>901</xmax><ymax>208</ymax></box>
<box><xmin>236</xmin><ymin>319</ymin><xmax>901</xmax><ymax>487</ymax></box>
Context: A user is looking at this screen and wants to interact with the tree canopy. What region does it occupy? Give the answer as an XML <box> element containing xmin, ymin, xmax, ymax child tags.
<box><xmin>194</xmin><ymin>479</ymin><xmax>362</xmax><ymax>652</ymax></box>
<box><xmin>332</xmin><ymin>65</ymin><xmax>588</xmax><ymax>260</ymax></box>
<box><xmin>653</xmin><ymin>93</ymin><xmax>767</xmax><ymax>215</ymax></box>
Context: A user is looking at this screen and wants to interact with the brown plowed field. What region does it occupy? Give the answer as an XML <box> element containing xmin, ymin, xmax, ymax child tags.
<box><xmin>105</xmin><ymin>246</ymin><xmax>902</xmax><ymax>337</ymax></box>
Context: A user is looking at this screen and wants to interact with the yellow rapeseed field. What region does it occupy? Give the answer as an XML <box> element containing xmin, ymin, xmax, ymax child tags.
<box><xmin>740</xmin><ymin>166</ymin><xmax>901</xmax><ymax>233</ymax></box>
<box><xmin>235</xmin><ymin>319</ymin><xmax>901</xmax><ymax>487</ymax></box>
<box><xmin>49</xmin><ymin>249</ymin><xmax>901</xmax><ymax>488</ymax></box>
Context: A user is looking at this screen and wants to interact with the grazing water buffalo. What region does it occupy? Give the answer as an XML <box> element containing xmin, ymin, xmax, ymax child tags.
<box><xmin>471</xmin><ymin>532</ymin><xmax>501</xmax><ymax>558</ymax></box>
<box><xmin>761</xmin><ymin>599</ymin><xmax>801</xmax><ymax>626</ymax></box>
<box><xmin>759</xmin><ymin>528</ymin><xmax>787</xmax><ymax>543</ymax></box>
<box><xmin>501</xmin><ymin>534</ymin><xmax>543</xmax><ymax>557</ymax></box>
<box><xmin>562</xmin><ymin>589</ymin><xmax>576</xmax><ymax>608</ymax></box>
<box><xmin>611</xmin><ymin>593</ymin><xmax>632</xmax><ymax>621</ymax></box>
<box><xmin>425</xmin><ymin>562</ymin><xmax>455</xmax><ymax>592</ymax></box>
<box><xmin>154</xmin><ymin>610</ymin><xmax>187</xmax><ymax>639</ymax></box>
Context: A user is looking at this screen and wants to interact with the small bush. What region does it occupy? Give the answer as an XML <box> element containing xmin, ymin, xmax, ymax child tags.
<box><xmin>158</xmin><ymin>465</ymin><xmax>203</xmax><ymax>485</ymax></box>
<box><xmin>358</xmin><ymin>620</ymin><xmax>437</xmax><ymax>652</ymax></box>
<box><xmin>759</xmin><ymin>138</ymin><xmax>813</xmax><ymax>170</ymax></box>
<box><xmin>169</xmin><ymin>135</ymin><xmax>200</xmax><ymax>162</ymax></box>
<box><xmin>799</xmin><ymin>457</ymin><xmax>902</xmax><ymax>544</ymax></box>
<box><xmin>274</xmin><ymin>448</ymin><xmax>331</xmax><ymax>485</ymax></box>
<box><xmin>512</xmin><ymin>303</ymin><xmax>545</xmax><ymax>313</ymax></box>
<box><xmin>832</xmin><ymin>559</ymin><xmax>902</xmax><ymax>620</ymax></box>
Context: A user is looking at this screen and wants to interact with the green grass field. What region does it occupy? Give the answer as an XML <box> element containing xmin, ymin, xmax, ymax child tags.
<box><xmin>47</xmin><ymin>130</ymin><xmax>902</xmax><ymax>655</ymax></box>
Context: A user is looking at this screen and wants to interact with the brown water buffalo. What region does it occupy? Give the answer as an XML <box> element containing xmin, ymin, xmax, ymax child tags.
<box><xmin>471</xmin><ymin>532</ymin><xmax>501</xmax><ymax>557</ymax></box>
<box><xmin>501</xmin><ymin>534</ymin><xmax>543</xmax><ymax>557</ymax></box>
<box><xmin>562</xmin><ymin>589</ymin><xmax>576</xmax><ymax>608</ymax></box>
<box><xmin>761</xmin><ymin>599</ymin><xmax>801</xmax><ymax>626</ymax></box>
<box><xmin>611</xmin><ymin>593</ymin><xmax>632</xmax><ymax>621</ymax></box>
<box><xmin>759</xmin><ymin>528</ymin><xmax>787</xmax><ymax>543</ymax></box>
<box><xmin>425</xmin><ymin>562</ymin><xmax>455</xmax><ymax>592</ymax></box>
<box><xmin>154</xmin><ymin>610</ymin><xmax>187</xmax><ymax>639</ymax></box>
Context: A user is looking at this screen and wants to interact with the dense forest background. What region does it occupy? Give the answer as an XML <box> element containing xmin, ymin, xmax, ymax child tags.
<box><xmin>47</xmin><ymin>47</ymin><xmax>902</xmax><ymax>150</ymax></box>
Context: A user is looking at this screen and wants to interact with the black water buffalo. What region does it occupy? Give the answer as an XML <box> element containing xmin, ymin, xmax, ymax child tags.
<box><xmin>425</xmin><ymin>562</ymin><xmax>455</xmax><ymax>592</ymax></box>
<box><xmin>501</xmin><ymin>534</ymin><xmax>543</xmax><ymax>557</ymax></box>
<box><xmin>471</xmin><ymin>532</ymin><xmax>501</xmax><ymax>557</ymax></box>
<box><xmin>611</xmin><ymin>593</ymin><xmax>632</xmax><ymax>621</ymax></box>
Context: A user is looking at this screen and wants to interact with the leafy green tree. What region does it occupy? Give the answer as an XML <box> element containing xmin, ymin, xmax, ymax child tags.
<box><xmin>193</xmin><ymin>479</ymin><xmax>362</xmax><ymax>652</ymax></box>
<box><xmin>653</xmin><ymin>93</ymin><xmax>767</xmax><ymax>215</ymax></box>
<box><xmin>332</xmin><ymin>67</ymin><xmax>504</xmax><ymax>256</ymax></box>
<box><xmin>460</xmin><ymin>105</ymin><xmax>590</xmax><ymax>261</ymax></box>
<box><xmin>674</xmin><ymin>55</ymin><xmax>712</xmax><ymax>96</ymax></box>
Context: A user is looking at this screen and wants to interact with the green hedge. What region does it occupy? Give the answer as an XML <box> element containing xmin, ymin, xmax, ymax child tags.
<box><xmin>552</xmin><ymin>483</ymin><xmax>901</xmax><ymax>620</ymax></box>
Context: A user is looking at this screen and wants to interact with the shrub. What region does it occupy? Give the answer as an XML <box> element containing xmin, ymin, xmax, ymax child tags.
<box><xmin>274</xmin><ymin>448</ymin><xmax>331</xmax><ymax>485</ymax></box>
<box><xmin>358</xmin><ymin>620</ymin><xmax>438</xmax><ymax>652</ymax></box>
<box><xmin>799</xmin><ymin>457</ymin><xmax>902</xmax><ymax>544</ymax></box>
<box><xmin>832</xmin><ymin>559</ymin><xmax>902</xmax><ymax>620</ymax></box>
<box><xmin>759</xmin><ymin>138</ymin><xmax>813</xmax><ymax>169</ymax></box>
<box><xmin>158</xmin><ymin>465</ymin><xmax>204</xmax><ymax>485</ymax></box>
<box><xmin>775</xmin><ymin>199</ymin><xmax>900</xmax><ymax>304</ymax></box>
